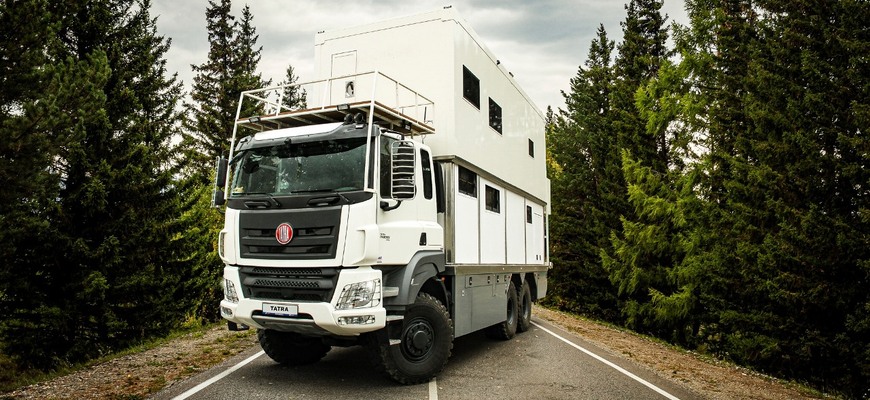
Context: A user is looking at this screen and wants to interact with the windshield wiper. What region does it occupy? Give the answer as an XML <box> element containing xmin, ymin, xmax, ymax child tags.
<box><xmin>291</xmin><ymin>189</ymin><xmax>336</xmax><ymax>194</ymax></box>
<box><xmin>241</xmin><ymin>192</ymin><xmax>282</xmax><ymax>207</ymax></box>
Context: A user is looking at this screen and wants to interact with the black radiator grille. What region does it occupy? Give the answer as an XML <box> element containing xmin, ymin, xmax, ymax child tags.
<box><xmin>238</xmin><ymin>208</ymin><xmax>341</xmax><ymax>260</ymax></box>
<box><xmin>239</xmin><ymin>266</ymin><xmax>340</xmax><ymax>302</ymax></box>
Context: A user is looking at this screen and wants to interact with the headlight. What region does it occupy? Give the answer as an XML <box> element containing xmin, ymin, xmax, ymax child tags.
<box><xmin>224</xmin><ymin>278</ymin><xmax>239</xmax><ymax>303</ymax></box>
<box><xmin>336</xmin><ymin>279</ymin><xmax>381</xmax><ymax>310</ymax></box>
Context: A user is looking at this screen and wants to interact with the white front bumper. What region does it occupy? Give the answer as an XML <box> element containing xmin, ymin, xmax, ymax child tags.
<box><xmin>220</xmin><ymin>265</ymin><xmax>386</xmax><ymax>336</ymax></box>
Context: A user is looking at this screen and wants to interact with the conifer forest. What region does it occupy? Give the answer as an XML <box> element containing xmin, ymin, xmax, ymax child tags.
<box><xmin>1</xmin><ymin>0</ymin><xmax>867</xmax><ymax>397</ymax></box>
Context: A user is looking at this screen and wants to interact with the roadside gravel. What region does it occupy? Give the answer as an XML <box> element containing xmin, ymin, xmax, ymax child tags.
<box><xmin>534</xmin><ymin>307</ymin><xmax>825</xmax><ymax>400</ymax></box>
<box><xmin>3</xmin><ymin>306</ymin><xmax>826</xmax><ymax>399</ymax></box>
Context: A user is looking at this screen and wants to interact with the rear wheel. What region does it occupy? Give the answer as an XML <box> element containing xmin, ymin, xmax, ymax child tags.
<box><xmin>367</xmin><ymin>292</ymin><xmax>453</xmax><ymax>384</ymax></box>
<box><xmin>485</xmin><ymin>281</ymin><xmax>518</xmax><ymax>340</ymax></box>
<box><xmin>517</xmin><ymin>280</ymin><xmax>532</xmax><ymax>333</ymax></box>
<box><xmin>258</xmin><ymin>329</ymin><xmax>330</xmax><ymax>365</ymax></box>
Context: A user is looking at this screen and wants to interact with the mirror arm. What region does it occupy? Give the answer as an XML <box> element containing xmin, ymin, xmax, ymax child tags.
<box><xmin>379</xmin><ymin>200</ymin><xmax>402</xmax><ymax>212</ymax></box>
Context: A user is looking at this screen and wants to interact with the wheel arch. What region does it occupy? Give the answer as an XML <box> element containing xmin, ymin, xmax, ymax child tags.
<box><xmin>382</xmin><ymin>250</ymin><xmax>446</xmax><ymax>309</ymax></box>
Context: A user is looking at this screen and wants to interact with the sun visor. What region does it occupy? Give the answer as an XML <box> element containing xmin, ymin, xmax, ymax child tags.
<box><xmin>235</xmin><ymin>121</ymin><xmax>380</xmax><ymax>153</ymax></box>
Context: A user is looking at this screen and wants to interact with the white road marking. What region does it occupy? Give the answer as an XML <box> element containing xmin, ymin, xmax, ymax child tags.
<box><xmin>531</xmin><ymin>321</ymin><xmax>681</xmax><ymax>400</ymax></box>
<box><xmin>429</xmin><ymin>377</ymin><xmax>438</xmax><ymax>400</ymax></box>
<box><xmin>171</xmin><ymin>350</ymin><xmax>265</xmax><ymax>400</ymax></box>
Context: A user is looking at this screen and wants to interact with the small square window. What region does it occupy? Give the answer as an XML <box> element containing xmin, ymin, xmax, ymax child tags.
<box><xmin>485</xmin><ymin>185</ymin><xmax>500</xmax><ymax>213</ymax></box>
<box><xmin>463</xmin><ymin>66</ymin><xmax>480</xmax><ymax>109</ymax></box>
<box><xmin>526</xmin><ymin>205</ymin><xmax>532</xmax><ymax>223</ymax></box>
<box><xmin>528</xmin><ymin>139</ymin><xmax>535</xmax><ymax>158</ymax></box>
<box><xmin>489</xmin><ymin>98</ymin><xmax>502</xmax><ymax>134</ymax></box>
<box><xmin>458</xmin><ymin>166</ymin><xmax>477</xmax><ymax>197</ymax></box>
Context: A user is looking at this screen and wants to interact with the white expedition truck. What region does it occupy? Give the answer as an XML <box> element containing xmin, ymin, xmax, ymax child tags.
<box><xmin>213</xmin><ymin>7</ymin><xmax>550</xmax><ymax>384</ymax></box>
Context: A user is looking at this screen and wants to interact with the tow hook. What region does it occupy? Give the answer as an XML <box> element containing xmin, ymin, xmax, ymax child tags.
<box><xmin>227</xmin><ymin>321</ymin><xmax>250</xmax><ymax>331</ymax></box>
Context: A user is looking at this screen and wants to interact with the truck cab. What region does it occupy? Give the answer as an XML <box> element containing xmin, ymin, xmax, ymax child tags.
<box><xmin>219</xmin><ymin>117</ymin><xmax>443</xmax><ymax>337</ymax></box>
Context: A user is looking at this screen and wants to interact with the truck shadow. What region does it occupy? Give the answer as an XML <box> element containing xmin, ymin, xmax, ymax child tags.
<box><xmin>246</xmin><ymin>330</ymin><xmax>513</xmax><ymax>390</ymax></box>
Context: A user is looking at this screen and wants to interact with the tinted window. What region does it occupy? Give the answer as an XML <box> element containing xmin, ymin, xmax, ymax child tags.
<box><xmin>489</xmin><ymin>98</ymin><xmax>502</xmax><ymax>134</ymax></box>
<box><xmin>458</xmin><ymin>166</ymin><xmax>477</xmax><ymax>197</ymax></box>
<box><xmin>485</xmin><ymin>185</ymin><xmax>500</xmax><ymax>213</ymax></box>
<box><xmin>421</xmin><ymin>149</ymin><xmax>433</xmax><ymax>200</ymax></box>
<box><xmin>463</xmin><ymin>66</ymin><xmax>480</xmax><ymax>109</ymax></box>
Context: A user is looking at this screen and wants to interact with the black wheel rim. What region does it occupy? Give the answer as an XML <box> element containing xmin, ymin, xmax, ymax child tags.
<box><xmin>401</xmin><ymin>317</ymin><xmax>435</xmax><ymax>362</ymax></box>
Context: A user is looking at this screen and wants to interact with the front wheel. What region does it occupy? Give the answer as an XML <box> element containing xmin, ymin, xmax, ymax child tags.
<box><xmin>367</xmin><ymin>292</ymin><xmax>454</xmax><ymax>384</ymax></box>
<box><xmin>258</xmin><ymin>329</ymin><xmax>330</xmax><ymax>365</ymax></box>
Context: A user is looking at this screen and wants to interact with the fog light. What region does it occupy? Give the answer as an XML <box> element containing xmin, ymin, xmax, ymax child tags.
<box><xmin>336</xmin><ymin>279</ymin><xmax>381</xmax><ymax>310</ymax></box>
<box><xmin>337</xmin><ymin>315</ymin><xmax>376</xmax><ymax>325</ymax></box>
<box><xmin>224</xmin><ymin>279</ymin><xmax>239</xmax><ymax>303</ymax></box>
<box><xmin>221</xmin><ymin>306</ymin><xmax>234</xmax><ymax>318</ymax></box>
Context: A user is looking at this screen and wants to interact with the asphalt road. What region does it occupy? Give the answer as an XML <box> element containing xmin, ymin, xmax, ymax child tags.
<box><xmin>153</xmin><ymin>318</ymin><xmax>701</xmax><ymax>400</ymax></box>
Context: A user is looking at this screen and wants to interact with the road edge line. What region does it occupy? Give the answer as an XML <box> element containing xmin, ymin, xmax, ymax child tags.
<box><xmin>531</xmin><ymin>321</ymin><xmax>680</xmax><ymax>400</ymax></box>
<box><xmin>429</xmin><ymin>377</ymin><xmax>438</xmax><ymax>400</ymax></box>
<box><xmin>171</xmin><ymin>350</ymin><xmax>265</xmax><ymax>400</ymax></box>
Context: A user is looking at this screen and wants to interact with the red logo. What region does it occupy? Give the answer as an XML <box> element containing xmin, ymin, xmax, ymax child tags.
<box><xmin>275</xmin><ymin>223</ymin><xmax>294</xmax><ymax>245</ymax></box>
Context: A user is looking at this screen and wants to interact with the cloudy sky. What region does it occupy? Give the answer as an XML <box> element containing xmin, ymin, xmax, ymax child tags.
<box><xmin>150</xmin><ymin>0</ymin><xmax>687</xmax><ymax>113</ymax></box>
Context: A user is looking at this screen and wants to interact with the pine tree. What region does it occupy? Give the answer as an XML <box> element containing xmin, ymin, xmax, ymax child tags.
<box><xmin>0</xmin><ymin>0</ymin><xmax>111</xmax><ymax>368</ymax></box>
<box><xmin>546</xmin><ymin>26</ymin><xmax>620</xmax><ymax>321</ymax></box>
<box><xmin>279</xmin><ymin>64</ymin><xmax>307</xmax><ymax>111</ymax></box>
<box><xmin>174</xmin><ymin>1</ymin><xmax>269</xmax><ymax>326</ymax></box>
<box><xmin>602</xmin><ymin>0</ymin><xmax>673</xmax><ymax>331</ymax></box>
<box><xmin>183</xmin><ymin>0</ymin><xmax>268</xmax><ymax>179</ymax></box>
<box><xmin>1</xmin><ymin>0</ymin><xmax>184</xmax><ymax>368</ymax></box>
<box><xmin>611</xmin><ymin>0</ymin><xmax>670</xmax><ymax>173</ymax></box>
<box><xmin>720</xmin><ymin>0</ymin><xmax>870</xmax><ymax>394</ymax></box>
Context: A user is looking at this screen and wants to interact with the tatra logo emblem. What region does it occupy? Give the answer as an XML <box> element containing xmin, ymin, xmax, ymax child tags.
<box><xmin>275</xmin><ymin>223</ymin><xmax>294</xmax><ymax>245</ymax></box>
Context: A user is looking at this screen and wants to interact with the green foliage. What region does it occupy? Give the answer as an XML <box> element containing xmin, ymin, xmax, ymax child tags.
<box><xmin>279</xmin><ymin>64</ymin><xmax>308</xmax><ymax>111</ymax></box>
<box><xmin>171</xmin><ymin>180</ymin><xmax>225</xmax><ymax>324</ymax></box>
<box><xmin>551</xmin><ymin>0</ymin><xmax>870</xmax><ymax>396</ymax></box>
<box><xmin>544</xmin><ymin>26</ymin><xmax>620</xmax><ymax>322</ymax></box>
<box><xmin>181</xmin><ymin>0</ymin><xmax>269</xmax><ymax>180</ymax></box>
<box><xmin>0</xmin><ymin>0</ymin><xmax>186</xmax><ymax>370</ymax></box>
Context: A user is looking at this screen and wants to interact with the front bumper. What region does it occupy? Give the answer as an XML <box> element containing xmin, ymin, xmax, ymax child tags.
<box><xmin>220</xmin><ymin>265</ymin><xmax>386</xmax><ymax>336</ymax></box>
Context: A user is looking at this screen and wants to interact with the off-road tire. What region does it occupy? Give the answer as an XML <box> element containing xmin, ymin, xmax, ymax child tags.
<box><xmin>258</xmin><ymin>329</ymin><xmax>330</xmax><ymax>365</ymax></box>
<box><xmin>366</xmin><ymin>292</ymin><xmax>453</xmax><ymax>384</ymax></box>
<box><xmin>485</xmin><ymin>281</ymin><xmax>518</xmax><ymax>340</ymax></box>
<box><xmin>517</xmin><ymin>280</ymin><xmax>532</xmax><ymax>333</ymax></box>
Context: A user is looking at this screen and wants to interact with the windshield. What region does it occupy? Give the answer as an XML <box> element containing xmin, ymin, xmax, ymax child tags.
<box><xmin>230</xmin><ymin>137</ymin><xmax>367</xmax><ymax>196</ymax></box>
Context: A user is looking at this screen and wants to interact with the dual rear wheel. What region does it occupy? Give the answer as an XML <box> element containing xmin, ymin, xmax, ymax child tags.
<box><xmin>485</xmin><ymin>279</ymin><xmax>533</xmax><ymax>340</ymax></box>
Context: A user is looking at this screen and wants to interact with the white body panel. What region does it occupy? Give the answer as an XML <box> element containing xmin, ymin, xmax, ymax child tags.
<box><xmin>505</xmin><ymin>191</ymin><xmax>526</xmax><ymax>264</ymax></box>
<box><xmin>478</xmin><ymin>177</ymin><xmax>505</xmax><ymax>264</ymax></box>
<box><xmin>453</xmin><ymin>181</ymin><xmax>479</xmax><ymax>264</ymax></box>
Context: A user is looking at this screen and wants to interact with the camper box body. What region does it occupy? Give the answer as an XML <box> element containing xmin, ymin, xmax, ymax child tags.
<box><xmin>313</xmin><ymin>8</ymin><xmax>550</xmax><ymax>274</ymax></box>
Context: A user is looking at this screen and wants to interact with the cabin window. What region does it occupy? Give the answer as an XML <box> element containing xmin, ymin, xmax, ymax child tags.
<box><xmin>489</xmin><ymin>98</ymin><xmax>502</xmax><ymax>134</ymax></box>
<box><xmin>526</xmin><ymin>205</ymin><xmax>532</xmax><ymax>223</ymax></box>
<box><xmin>458</xmin><ymin>166</ymin><xmax>477</xmax><ymax>197</ymax></box>
<box><xmin>380</xmin><ymin>136</ymin><xmax>396</xmax><ymax>197</ymax></box>
<box><xmin>463</xmin><ymin>66</ymin><xmax>480</xmax><ymax>109</ymax></box>
<box><xmin>485</xmin><ymin>185</ymin><xmax>500</xmax><ymax>213</ymax></box>
<box><xmin>421</xmin><ymin>149</ymin><xmax>433</xmax><ymax>200</ymax></box>
<box><xmin>528</xmin><ymin>139</ymin><xmax>535</xmax><ymax>158</ymax></box>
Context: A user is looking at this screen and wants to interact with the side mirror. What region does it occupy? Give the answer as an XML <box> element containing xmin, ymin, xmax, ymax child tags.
<box><xmin>212</xmin><ymin>156</ymin><xmax>228</xmax><ymax>207</ymax></box>
<box><xmin>390</xmin><ymin>140</ymin><xmax>416</xmax><ymax>200</ymax></box>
